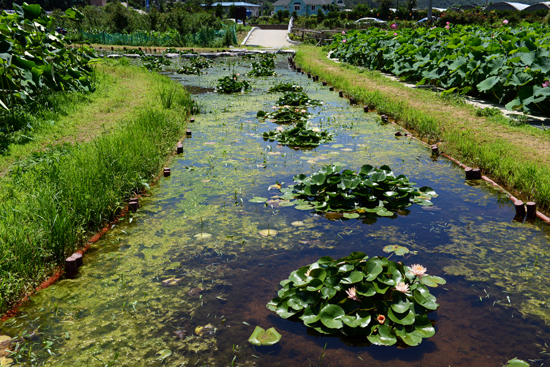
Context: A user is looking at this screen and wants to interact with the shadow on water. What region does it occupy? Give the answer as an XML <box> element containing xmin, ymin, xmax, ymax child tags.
<box><xmin>3</xmin><ymin>56</ymin><xmax>550</xmax><ymax>366</ymax></box>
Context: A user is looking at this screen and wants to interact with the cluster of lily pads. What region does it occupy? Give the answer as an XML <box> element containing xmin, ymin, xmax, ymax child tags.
<box><xmin>216</xmin><ymin>73</ymin><xmax>251</xmax><ymax>94</ymax></box>
<box><xmin>276</xmin><ymin>91</ymin><xmax>321</xmax><ymax>107</ymax></box>
<box><xmin>278</xmin><ymin>163</ymin><xmax>436</xmax><ymax>216</ymax></box>
<box><xmin>142</xmin><ymin>55</ymin><xmax>172</xmax><ymax>71</ymax></box>
<box><xmin>177</xmin><ymin>57</ymin><xmax>214</xmax><ymax>75</ymax></box>
<box><xmin>267</xmin><ymin>252</ymin><xmax>444</xmax><ymax>346</ymax></box>
<box><xmin>258</xmin><ymin>106</ymin><xmax>311</xmax><ymax>124</ymax></box>
<box><xmin>249</xmin><ymin>54</ymin><xmax>276</xmax><ymax>77</ymax></box>
<box><xmin>262</xmin><ymin>121</ymin><xmax>332</xmax><ymax>148</ymax></box>
<box><xmin>268</xmin><ymin>83</ymin><xmax>304</xmax><ymax>93</ymax></box>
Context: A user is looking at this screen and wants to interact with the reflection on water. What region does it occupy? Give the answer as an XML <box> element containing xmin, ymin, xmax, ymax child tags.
<box><xmin>2</xmin><ymin>57</ymin><xmax>550</xmax><ymax>366</ymax></box>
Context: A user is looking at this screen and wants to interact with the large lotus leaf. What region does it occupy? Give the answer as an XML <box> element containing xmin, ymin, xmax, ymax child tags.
<box><xmin>367</xmin><ymin>325</ymin><xmax>397</xmax><ymax>346</ymax></box>
<box><xmin>531</xmin><ymin>58</ymin><xmax>550</xmax><ymax>73</ymax></box>
<box><xmin>414</xmin><ymin>285</ymin><xmax>439</xmax><ymax>310</ymax></box>
<box><xmin>340</xmin><ymin>270</ymin><xmax>364</xmax><ymax>284</ymax></box>
<box><xmin>319</xmin><ymin>304</ymin><xmax>345</xmax><ymax>329</ymax></box>
<box><xmin>388</xmin><ymin>307</ymin><xmax>415</xmax><ymax>325</ymax></box>
<box><xmin>63</xmin><ymin>7</ymin><xmax>84</xmax><ymax>20</ymax></box>
<box><xmin>505</xmin><ymin>358</ymin><xmax>530</xmax><ymax>367</ymax></box>
<box><xmin>476</xmin><ymin>75</ymin><xmax>500</xmax><ymax>92</ymax></box>
<box><xmin>365</xmin><ymin>258</ymin><xmax>383</xmax><ymax>281</ymax></box>
<box><xmin>508</xmin><ymin>72</ymin><xmax>532</xmax><ymax>87</ymax></box>
<box><xmin>248</xmin><ymin>326</ymin><xmax>282</xmax><ymax>346</ymax></box>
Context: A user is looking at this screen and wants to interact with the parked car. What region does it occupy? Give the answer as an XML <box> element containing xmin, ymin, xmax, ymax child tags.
<box><xmin>417</xmin><ymin>17</ymin><xmax>439</xmax><ymax>23</ymax></box>
<box><xmin>355</xmin><ymin>17</ymin><xmax>387</xmax><ymax>24</ymax></box>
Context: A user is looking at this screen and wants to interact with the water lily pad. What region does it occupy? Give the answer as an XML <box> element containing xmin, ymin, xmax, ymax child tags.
<box><xmin>278</xmin><ymin>201</ymin><xmax>295</xmax><ymax>207</ymax></box>
<box><xmin>249</xmin><ymin>197</ymin><xmax>268</xmax><ymax>203</ymax></box>
<box><xmin>291</xmin><ymin>221</ymin><xmax>306</xmax><ymax>226</ymax></box>
<box><xmin>161</xmin><ymin>278</ymin><xmax>182</xmax><ymax>287</ymax></box>
<box><xmin>331</xmin><ymin>144</ymin><xmax>344</xmax><ymax>148</ymax></box>
<box><xmin>295</xmin><ymin>204</ymin><xmax>314</xmax><ymax>210</ymax></box>
<box><xmin>259</xmin><ymin>229</ymin><xmax>278</xmax><ymax>236</ymax></box>
<box><xmin>383</xmin><ymin>245</ymin><xmax>410</xmax><ymax>256</ymax></box>
<box><xmin>267</xmin><ymin>152</ymin><xmax>281</xmax><ymax>156</ymax></box>
<box><xmin>341</xmin><ymin>148</ymin><xmax>353</xmax><ymax>152</ymax></box>
<box><xmin>156</xmin><ymin>349</ymin><xmax>172</xmax><ymax>362</ymax></box>
<box><xmin>319</xmin><ymin>304</ymin><xmax>345</xmax><ymax>329</ymax></box>
<box><xmin>201</xmin><ymin>179</ymin><xmax>211</xmax><ymax>183</ymax></box>
<box><xmin>194</xmin><ymin>233</ymin><xmax>212</xmax><ymax>239</ymax></box>
<box><xmin>343</xmin><ymin>213</ymin><xmax>359</xmax><ymax>219</ymax></box>
<box><xmin>248</xmin><ymin>326</ymin><xmax>282</xmax><ymax>346</ymax></box>
<box><xmin>505</xmin><ymin>358</ymin><xmax>529</xmax><ymax>367</ymax></box>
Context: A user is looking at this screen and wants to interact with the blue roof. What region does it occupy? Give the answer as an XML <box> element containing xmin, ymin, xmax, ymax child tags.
<box><xmin>203</xmin><ymin>2</ymin><xmax>261</xmax><ymax>6</ymax></box>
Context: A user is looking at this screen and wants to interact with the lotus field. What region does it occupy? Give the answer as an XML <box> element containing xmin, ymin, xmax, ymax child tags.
<box><xmin>330</xmin><ymin>24</ymin><xmax>550</xmax><ymax>115</ymax></box>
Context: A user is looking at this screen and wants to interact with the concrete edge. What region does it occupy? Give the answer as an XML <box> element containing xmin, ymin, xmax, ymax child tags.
<box><xmin>241</xmin><ymin>27</ymin><xmax>259</xmax><ymax>46</ymax></box>
<box><xmin>286</xmin><ymin>34</ymin><xmax>302</xmax><ymax>45</ymax></box>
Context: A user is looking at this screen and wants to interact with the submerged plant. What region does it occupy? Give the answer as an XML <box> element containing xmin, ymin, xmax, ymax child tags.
<box><xmin>216</xmin><ymin>74</ymin><xmax>251</xmax><ymax>94</ymax></box>
<box><xmin>262</xmin><ymin>121</ymin><xmax>332</xmax><ymax>148</ymax></box>
<box><xmin>268</xmin><ymin>83</ymin><xmax>304</xmax><ymax>93</ymax></box>
<box><xmin>267</xmin><ymin>252</ymin><xmax>445</xmax><ymax>346</ymax></box>
<box><xmin>278</xmin><ymin>163</ymin><xmax>437</xmax><ymax>215</ymax></box>
<box><xmin>276</xmin><ymin>91</ymin><xmax>321</xmax><ymax>107</ymax></box>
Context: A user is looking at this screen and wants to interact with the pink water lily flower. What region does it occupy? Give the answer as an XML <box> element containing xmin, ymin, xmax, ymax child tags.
<box><xmin>342</xmin><ymin>39</ymin><xmax>346</xmax><ymax>43</ymax></box>
<box><xmin>342</xmin><ymin>31</ymin><xmax>346</xmax><ymax>35</ymax></box>
<box><xmin>446</xmin><ymin>21</ymin><xmax>450</xmax><ymax>25</ymax></box>
<box><xmin>377</xmin><ymin>315</ymin><xmax>386</xmax><ymax>324</ymax></box>
<box><xmin>503</xmin><ymin>19</ymin><xmax>509</xmax><ymax>24</ymax></box>
<box><xmin>393</xmin><ymin>33</ymin><xmax>397</xmax><ymax>36</ymax></box>
<box><xmin>410</xmin><ymin>264</ymin><xmax>427</xmax><ymax>277</ymax></box>
<box><xmin>345</xmin><ymin>286</ymin><xmax>360</xmax><ymax>301</ymax></box>
<box><xmin>276</xmin><ymin>126</ymin><xmax>284</xmax><ymax>132</ymax></box>
<box><xmin>394</xmin><ymin>282</ymin><xmax>410</xmax><ymax>294</ymax></box>
<box><xmin>390</xmin><ymin>23</ymin><xmax>398</xmax><ymax>29</ymax></box>
<box><xmin>543</xmin><ymin>80</ymin><xmax>550</xmax><ymax>88</ymax></box>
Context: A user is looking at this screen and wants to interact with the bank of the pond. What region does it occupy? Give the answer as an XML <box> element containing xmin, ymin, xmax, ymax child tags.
<box><xmin>0</xmin><ymin>60</ymin><xmax>194</xmax><ymax>315</ymax></box>
<box><xmin>295</xmin><ymin>46</ymin><xmax>550</xmax><ymax>211</ymax></box>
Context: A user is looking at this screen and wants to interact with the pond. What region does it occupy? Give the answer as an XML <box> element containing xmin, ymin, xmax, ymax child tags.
<box><xmin>2</xmin><ymin>56</ymin><xmax>550</xmax><ymax>366</ymax></box>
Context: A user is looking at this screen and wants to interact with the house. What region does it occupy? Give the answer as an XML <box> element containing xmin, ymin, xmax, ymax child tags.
<box><xmin>273</xmin><ymin>0</ymin><xmax>344</xmax><ymax>16</ymax></box>
<box><xmin>202</xmin><ymin>2</ymin><xmax>261</xmax><ymax>17</ymax></box>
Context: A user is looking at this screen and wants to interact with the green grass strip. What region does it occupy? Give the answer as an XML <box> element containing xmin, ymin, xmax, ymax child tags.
<box><xmin>295</xmin><ymin>46</ymin><xmax>550</xmax><ymax>210</ymax></box>
<box><xmin>0</xmin><ymin>61</ymin><xmax>193</xmax><ymax>313</ymax></box>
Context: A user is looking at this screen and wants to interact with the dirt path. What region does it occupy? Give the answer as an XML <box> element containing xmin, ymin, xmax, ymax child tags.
<box><xmin>245</xmin><ymin>29</ymin><xmax>292</xmax><ymax>48</ymax></box>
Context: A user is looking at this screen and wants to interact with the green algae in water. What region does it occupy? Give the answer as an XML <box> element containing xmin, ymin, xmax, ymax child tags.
<box><xmin>3</xmin><ymin>57</ymin><xmax>550</xmax><ymax>366</ymax></box>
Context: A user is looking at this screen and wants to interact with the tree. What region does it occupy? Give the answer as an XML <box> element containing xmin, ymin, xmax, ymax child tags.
<box><xmin>317</xmin><ymin>7</ymin><xmax>324</xmax><ymax>21</ymax></box>
<box><xmin>215</xmin><ymin>3</ymin><xmax>223</xmax><ymax>18</ymax></box>
<box><xmin>228</xmin><ymin>4</ymin><xmax>236</xmax><ymax>18</ymax></box>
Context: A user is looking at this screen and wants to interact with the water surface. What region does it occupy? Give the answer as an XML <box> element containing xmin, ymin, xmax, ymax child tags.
<box><xmin>2</xmin><ymin>56</ymin><xmax>550</xmax><ymax>367</ymax></box>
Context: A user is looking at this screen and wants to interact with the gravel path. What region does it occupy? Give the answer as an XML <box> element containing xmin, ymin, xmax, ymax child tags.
<box><xmin>245</xmin><ymin>29</ymin><xmax>293</xmax><ymax>48</ymax></box>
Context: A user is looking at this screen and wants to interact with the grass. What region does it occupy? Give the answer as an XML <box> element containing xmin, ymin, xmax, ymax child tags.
<box><xmin>0</xmin><ymin>58</ymin><xmax>194</xmax><ymax>314</ymax></box>
<box><xmin>295</xmin><ymin>46</ymin><xmax>550</xmax><ymax>210</ymax></box>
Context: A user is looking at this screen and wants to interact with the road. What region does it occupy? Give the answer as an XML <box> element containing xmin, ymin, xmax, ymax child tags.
<box><xmin>244</xmin><ymin>29</ymin><xmax>293</xmax><ymax>48</ymax></box>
